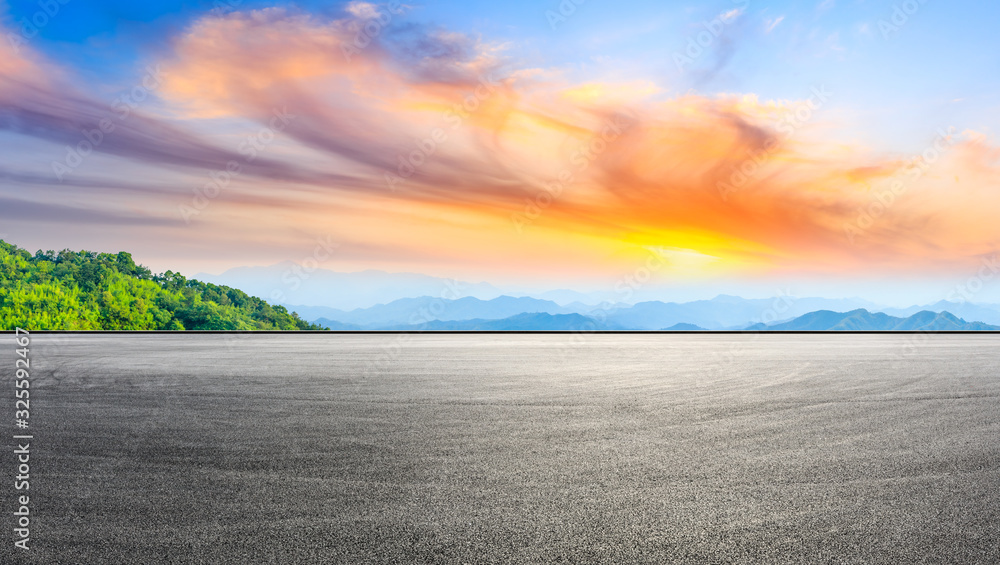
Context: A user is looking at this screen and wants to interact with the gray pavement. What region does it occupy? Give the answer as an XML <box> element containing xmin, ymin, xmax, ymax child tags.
<box><xmin>2</xmin><ymin>334</ymin><xmax>998</xmax><ymax>563</ymax></box>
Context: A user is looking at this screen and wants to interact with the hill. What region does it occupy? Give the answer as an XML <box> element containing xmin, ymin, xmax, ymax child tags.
<box><xmin>318</xmin><ymin>308</ymin><xmax>1000</xmax><ymax>332</ymax></box>
<box><xmin>662</xmin><ymin>323</ymin><xmax>706</xmax><ymax>331</ymax></box>
<box><xmin>304</xmin><ymin>295</ymin><xmax>571</xmax><ymax>328</ymax></box>
<box><xmin>379</xmin><ymin>312</ymin><xmax>606</xmax><ymax>331</ymax></box>
<box><xmin>604</xmin><ymin>295</ymin><xmax>878</xmax><ymax>330</ymax></box>
<box><xmin>758</xmin><ymin>309</ymin><xmax>1000</xmax><ymax>331</ymax></box>
<box><xmin>0</xmin><ymin>241</ymin><xmax>324</xmax><ymax>330</ymax></box>
<box><xmin>293</xmin><ymin>294</ymin><xmax>885</xmax><ymax>330</ymax></box>
<box><xmin>880</xmin><ymin>300</ymin><xmax>1000</xmax><ymax>326</ymax></box>
<box><xmin>313</xmin><ymin>318</ymin><xmax>364</xmax><ymax>331</ymax></box>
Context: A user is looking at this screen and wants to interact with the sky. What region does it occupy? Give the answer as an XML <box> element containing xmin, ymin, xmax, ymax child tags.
<box><xmin>1</xmin><ymin>0</ymin><xmax>999</xmax><ymax>305</ymax></box>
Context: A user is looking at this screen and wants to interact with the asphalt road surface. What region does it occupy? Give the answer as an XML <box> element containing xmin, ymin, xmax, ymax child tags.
<box><xmin>2</xmin><ymin>334</ymin><xmax>998</xmax><ymax>564</ymax></box>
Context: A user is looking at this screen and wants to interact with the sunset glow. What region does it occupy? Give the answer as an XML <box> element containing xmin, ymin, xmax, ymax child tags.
<box><xmin>2</xmin><ymin>0</ymin><xmax>998</xmax><ymax>301</ymax></box>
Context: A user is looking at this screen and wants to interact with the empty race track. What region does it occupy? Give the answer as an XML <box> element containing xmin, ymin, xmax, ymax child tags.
<box><xmin>3</xmin><ymin>334</ymin><xmax>998</xmax><ymax>563</ymax></box>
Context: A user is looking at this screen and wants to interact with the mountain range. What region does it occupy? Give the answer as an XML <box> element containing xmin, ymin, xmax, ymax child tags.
<box><xmin>301</xmin><ymin>295</ymin><xmax>571</xmax><ymax>327</ymax></box>
<box><xmin>745</xmin><ymin>309</ymin><xmax>999</xmax><ymax>331</ymax></box>
<box><xmin>291</xmin><ymin>295</ymin><xmax>878</xmax><ymax>329</ymax></box>
<box><xmin>292</xmin><ymin>295</ymin><xmax>1000</xmax><ymax>331</ymax></box>
<box><xmin>365</xmin><ymin>313</ymin><xmax>602</xmax><ymax>331</ymax></box>
<box><xmin>312</xmin><ymin>306</ymin><xmax>999</xmax><ymax>332</ymax></box>
<box><xmin>198</xmin><ymin>264</ymin><xmax>1000</xmax><ymax>331</ymax></box>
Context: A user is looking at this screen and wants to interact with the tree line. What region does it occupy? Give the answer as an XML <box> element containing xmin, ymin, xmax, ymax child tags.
<box><xmin>0</xmin><ymin>241</ymin><xmax>325</xmax><ymax>330</ymax></box>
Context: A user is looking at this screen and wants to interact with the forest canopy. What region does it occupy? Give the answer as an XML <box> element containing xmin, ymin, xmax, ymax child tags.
<box><xmin>0</xmin><ymin>240</ymin><xmax>325</xmax><ymax>330</ymax></box>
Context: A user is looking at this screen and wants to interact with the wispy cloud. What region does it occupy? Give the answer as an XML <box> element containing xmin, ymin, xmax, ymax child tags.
<box><xmin>720</xmin><ymin>8</ymin><xmax>744</xmax><ymax>23</ymax></box>
<box><xmin>765</xmin><ymin>15</ymin><xmax>785</xmax><ymax>34</ymax></box>
<box><xmin>1</xmin><ymin>8</ymin><xmax>998</xmax><ymax>278</ymax></box>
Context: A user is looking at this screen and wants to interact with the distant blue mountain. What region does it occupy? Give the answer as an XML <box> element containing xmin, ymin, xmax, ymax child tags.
<box><xmin>300</xmin><ymin>294</ymin><xmax>881</xmax><ymax>330</ymax></box>
<box><xmin>305</xmin><ymin>295</ymin><xmax>570</xmax><ymax>328</ymax></box>
<box><xmin>603</xmin><ymin>295</ymin><xmax>876</xmax><ymax>330</ymax></box>
<box><xmin>290</xmin><ymin>290</ymin><xmax>1000</xmax><ymax>331</ymax></box>
<box><xmin>879</xmin><ymin>300</ymin><xmax>1000</xmax><ymax>325</ymax></box>
<box><xmin>198</xmin><ymin>263</ymin><xmax>1000</xmax><ymax>328</ymax></box>
<box><xmin>313</xmin><ymin>318</ymin><xmax>364</xmax><ymax>331</ymax></box>
<box><xmin>310</xmin><ymin>308</ymin><xmax>1000</xmax><ymax>331</ymax></box>
<box><xmin>662</xmin><ymin>323</ymin><xmax>706</xmax><ymax>331</ymax></box>
<box><xmin>753</xmin><ymin>309</ymin><xmax>1000</xmax><ymax>331</ymax></box>
<box><xmin>378</xmin><ymin>312</ymin><xmax>606</xmax><ymax>331</ymax></box>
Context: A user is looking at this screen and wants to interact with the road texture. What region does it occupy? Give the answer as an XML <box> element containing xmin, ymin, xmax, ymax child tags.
<box><xmin>1</xmin><ymin>334</ymin><xmax>998</xmax><ymax>563</ymax></box>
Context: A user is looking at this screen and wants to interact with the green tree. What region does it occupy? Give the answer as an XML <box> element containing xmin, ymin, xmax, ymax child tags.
<box><xmin>0</xmin><ymin>240</ymin><xmax>326</xmax><ymax>331</ymax></box>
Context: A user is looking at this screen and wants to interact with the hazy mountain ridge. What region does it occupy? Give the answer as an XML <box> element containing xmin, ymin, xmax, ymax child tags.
<box><xmin>301</xmin><ymin>296</ymin><xmax>572</xmax><ymax>328</ymax></box>
<box><xmin>662</xmin><ymin>323</ymin><xmax>707</xmax><ymax>331</ymax></box>
<box><xmin>312</xmin><ymin>307</ymin><xmax>1000</xmax><ymax>331</ymax></box>
<box><xmin>202</xmin><ymin>265</ymin><xmax>1000</xmax><ymax>328</ymax></box>
<box><xmin>366</xmin><ymin>313</ymin><xmax>607</xmax><ymax>331</ymax></box>
<box><xmin>196</xmin><ymin>264</ymin><xmax>504</xmax><ymax>310</ymax></box>
<box><xmin>750</xmin><ymin>309</ymin><xmax>1000</xmax><ymax>331</ymax></box>
<box><xmin>879</xmin><ymin>300</ymin><xmax>1000</xmax><ymax>325</ymax></box>
<box><xmin>298</xmin><ymin>294</ymin><xmax>901</xmax><ymax>330</ymax></box>
<box><xmin>604</xmin><ymin>296</ymin><xmax>894</xmax><ymax>330</ymax></box>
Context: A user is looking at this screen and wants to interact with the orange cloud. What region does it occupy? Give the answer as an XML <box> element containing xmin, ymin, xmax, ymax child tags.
<box><xmin>152</xmin><ymin>8</ymin><xmax>1000</xmax><ymax>277</ymax></box>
